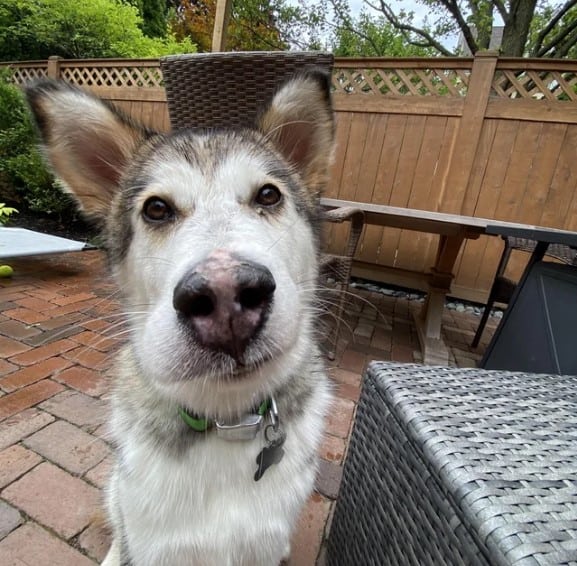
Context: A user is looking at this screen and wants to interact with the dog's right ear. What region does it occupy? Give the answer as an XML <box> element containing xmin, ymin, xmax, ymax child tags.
<box><xmin>25</xmin><ymin>80</ymin><xmax>149</xmax><ymax>219</ymax></box>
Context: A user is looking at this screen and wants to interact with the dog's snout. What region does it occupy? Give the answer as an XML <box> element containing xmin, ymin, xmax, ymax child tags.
<box><xmin>173</xmin><ymin>254</ymin><xmax>275</xmax><ymax>361</ymax></box>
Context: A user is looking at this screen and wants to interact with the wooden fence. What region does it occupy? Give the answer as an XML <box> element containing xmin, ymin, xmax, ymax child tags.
<box><xmin>5</xmin><ymin>54</ymin><xmax>577</xmax><ymax>302</ymax></box>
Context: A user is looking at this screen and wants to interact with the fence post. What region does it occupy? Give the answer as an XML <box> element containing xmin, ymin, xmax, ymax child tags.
<box><xmin>46</xmin><ymin>56</ymin><xmax>62</xmax><ymax>79</ymax></box>
<box><xmin>438</xmin><ymin>51</ymin><xmax>498</xmax><ymax>215</ymax></box>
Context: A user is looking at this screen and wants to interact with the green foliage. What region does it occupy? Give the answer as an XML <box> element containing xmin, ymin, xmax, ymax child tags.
<box><xmin>0</xmin><ymin>69</ymin><xmax>75</xmax><ymax>217</ymax></box>
<box><xmin>171</xmin><ymin>0</ymin><xmax>318</xmax><ymax>52</ymax></box>
<box><xmin>0</xmin><ymin>203</ymin><xmax>18</xmax><ymax>225</ymax></box>
<box><xmin>330</xmin><ymin>10</ymin><xmax>435</xmax><ymax>56</ymax></box>
<box><xmin>528</xmin><ymin>2</ymin><xmax>577</xmax><ymax>58</ymax></box>
<box><xmin>0</xmin><ymin>0</ymin><xmax>195</xmax><ymax>61</ymax></box>
<box><xmin>141</xmin><ymin>0</ymin><xmax>169</xmax><ymax>38</ymax></box>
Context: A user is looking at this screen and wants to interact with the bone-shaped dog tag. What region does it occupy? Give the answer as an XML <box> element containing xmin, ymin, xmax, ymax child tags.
<box><xmin>254</xmin><ymin>425</ymin><xmax>286</xmax><ymax>481</ymax></box>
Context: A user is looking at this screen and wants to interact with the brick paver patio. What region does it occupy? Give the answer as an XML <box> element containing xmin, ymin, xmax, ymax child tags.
<box><xmin>0</xmin><ymin>250</ymin><xmax>496</xmax><ymax>565</ymax></box>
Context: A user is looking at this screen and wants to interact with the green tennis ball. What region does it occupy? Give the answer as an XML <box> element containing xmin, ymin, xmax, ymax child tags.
<box><xmin>0</xmin><ymin>265</ymin><xmax>14</xmax><ymax>278</ymax></box>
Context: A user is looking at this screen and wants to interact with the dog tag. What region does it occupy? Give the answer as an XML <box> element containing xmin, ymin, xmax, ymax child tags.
<box><xmin>254</xmin><ymin>425</ymin><xmax>286</xmax><ymax>481</ymax></box>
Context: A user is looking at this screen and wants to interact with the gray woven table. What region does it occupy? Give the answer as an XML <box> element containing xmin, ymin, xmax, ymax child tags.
<box><xmin>328</xmin><ymin>362</ymin><xmax>577</xmax><ymax>565</ymax></box>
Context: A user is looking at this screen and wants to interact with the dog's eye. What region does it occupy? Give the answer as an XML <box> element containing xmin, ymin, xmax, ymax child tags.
<box><xmin>142</xmin><ymin>198</ymin><xmax>173</xmax><ymax>223</ymax></box>
<box><xmin>254</xmin><ymin>184</ymin><xmax>282</xmax><ymax>207</ymax></box>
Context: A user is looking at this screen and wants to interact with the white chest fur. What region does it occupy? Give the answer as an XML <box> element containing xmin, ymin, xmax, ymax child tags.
<box><xmin>107</xmin><ymin>388</ymin><xmax>329</xmax><ymax>566</ymax></box>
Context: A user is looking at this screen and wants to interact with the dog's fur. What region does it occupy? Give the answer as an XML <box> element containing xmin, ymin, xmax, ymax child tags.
<box><xmin>26</xmin><ymin>71</ymin><xmax>334</xmax><ymax>565</ymax></box>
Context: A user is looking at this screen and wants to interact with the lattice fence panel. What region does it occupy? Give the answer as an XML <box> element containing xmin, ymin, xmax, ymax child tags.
<box><xmin>60</xmin><ymin>66</ymin><xmax>163</xmax><ymax>88</ymax></box>
<box><xmin>492</xmin><ymin>69</ymin><xmax>577</xmax><ymax>100</ymax></box>
<box><xmin>9</xmin><ymin>67</ymin><xmax>48</xmax><ymax>83</ymax></box>
<box><xmin>332</xmin><ymin>67</ymin><xmax>470</xmax><ymax>96</ymax></box>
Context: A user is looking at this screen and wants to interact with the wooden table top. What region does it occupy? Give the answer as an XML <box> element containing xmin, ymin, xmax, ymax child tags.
<box><xmin>321</xmin><ymin>198</ymin><xmax>573</xmax><ymax>239</ymax></box>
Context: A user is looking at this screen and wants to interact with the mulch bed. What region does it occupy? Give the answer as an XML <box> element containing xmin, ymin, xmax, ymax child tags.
<box><xmin>11</xmin><ymin>208</ymin><xmax>98</xmax><ymax>242</ymax></box>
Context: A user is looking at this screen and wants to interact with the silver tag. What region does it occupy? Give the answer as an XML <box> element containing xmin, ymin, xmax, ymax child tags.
<box><xmin>215</xmin><ymin>414</ymin><xmax>263</xmax><ymax>441</ymax></box>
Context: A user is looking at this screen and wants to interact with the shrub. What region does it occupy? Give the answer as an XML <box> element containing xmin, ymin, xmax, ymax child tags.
<box><xmin>0</xmin><ymin>68</ymin><xmax>76</xmax><ymax>218</ymax></box>
<box><xmin>0</xmin><ymin>202</ymin><xmax>18</xmax><ymax>224</ymax></box>
<box><xmin>0</xmin><ymin>0</ymin><xmax>196</xmax><ymax>61</ymax></box>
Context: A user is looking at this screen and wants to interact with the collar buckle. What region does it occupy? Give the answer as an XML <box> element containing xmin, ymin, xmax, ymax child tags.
<box><xmin>215</xmin><ymin>413</ymin><xmax>264</xmax><ymax>441</ymax></box>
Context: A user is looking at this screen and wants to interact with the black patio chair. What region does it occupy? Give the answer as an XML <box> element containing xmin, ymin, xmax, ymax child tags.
<box><xmin>472</xmin><ymin>236</ymin><xmax>577</xmax><ymax>347</ymax></box>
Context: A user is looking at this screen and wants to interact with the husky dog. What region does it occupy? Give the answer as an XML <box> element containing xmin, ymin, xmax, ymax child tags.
<box><xmin>26</xmin><ymin>69</ymin><xmax>334</xmax><ymax>566</ymax></box>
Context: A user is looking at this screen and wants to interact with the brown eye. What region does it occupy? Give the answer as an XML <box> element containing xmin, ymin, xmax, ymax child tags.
<box><xmin>255</xmin><ymin>184</ymin><xmax>282</xmax><ymax>207</ymax></box>
<box><xmin>142</xmin><ymin>197</ymin><xmax>173</xmax><ymax>223</ymax></box>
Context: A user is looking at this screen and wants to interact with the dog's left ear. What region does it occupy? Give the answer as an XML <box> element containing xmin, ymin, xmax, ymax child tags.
<box><xmin>258</xmin><ymin>70</ymin><xmax>335</xmax><ymax>196</ymax></box>
<box><xmin>25</xmin><ymin>80</ymin><xmax>149</xmax><ymax>220</ymax></box>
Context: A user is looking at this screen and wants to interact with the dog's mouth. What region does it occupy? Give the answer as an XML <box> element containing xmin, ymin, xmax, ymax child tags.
<box><xmin>211</xmin><ymin>345</ymin><xmax>277</xmax><ymax>380</ymax></box>
<box><xmin>163</xmin><ymin>331</ymin><xmax>279</xmax><ymax>383</ymax></box>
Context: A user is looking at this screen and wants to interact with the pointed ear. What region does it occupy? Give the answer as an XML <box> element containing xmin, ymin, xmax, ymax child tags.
<box><xmin>258</xmin><ymin>70</ymin><xmax>335</xmax><ymax>196</ymax></box>
<box><xmin>25</xmin><ymin>80</ymin><xmax>150</xmax><ymax>219</ymax></box>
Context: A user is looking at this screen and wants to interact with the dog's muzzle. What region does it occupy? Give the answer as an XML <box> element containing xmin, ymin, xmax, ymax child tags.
<box><xmin>173</xmin><ymin>251</ymin><xmax>276</xmax><ymax>362</ymax></box>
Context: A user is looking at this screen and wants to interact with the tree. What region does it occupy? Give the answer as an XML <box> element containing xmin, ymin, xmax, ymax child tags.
<box><xmin>324</xmin><ymin>0</ymin><xmax>577</xmax><ymax>58</ymax></box>
<box><xmin>528</xmin><ymin>1</ymin><xmax>577</xmax><ymax>57</ymax></box>
<box><xmin>170</xmin><ymin>0</ymin><xmax>321</xmax><ymax>51</ymax></box>
<box><xmin>0</xmin><ymin>0</ymin><xmax>195</xmax><ymax>61</ymax></box>
<box><xmin>324</xmin><ymin>1</ymin><xmax>435</xmax><ymax>56</ymax></box>
<box><xmin>128</xmin><ymin>0</ymin><xmax>169</xmax><ymax>38</ymax></box>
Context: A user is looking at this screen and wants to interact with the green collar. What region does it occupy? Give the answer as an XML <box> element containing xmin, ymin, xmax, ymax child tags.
<box><xmin>179</xmin><ymin>399</ymin><xmax>270</xmax><ymax>433</ymax></box>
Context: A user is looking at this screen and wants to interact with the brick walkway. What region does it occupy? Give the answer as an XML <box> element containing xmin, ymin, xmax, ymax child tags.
<box><xmin>0</xmin><ymin>251</ymin><xmax>496</xmax><ymax>565</ymax></box>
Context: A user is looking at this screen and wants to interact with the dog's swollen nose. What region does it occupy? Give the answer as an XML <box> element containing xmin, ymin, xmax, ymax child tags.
<box><xmin>173</xmin><ymin>253</ymin><xmax>276</xmax><ymax>361</ymax></box>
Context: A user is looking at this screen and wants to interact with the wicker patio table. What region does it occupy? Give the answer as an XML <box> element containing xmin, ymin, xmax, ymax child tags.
<box><xmin>328</xmin><ymin>362</ymin><xmax>577</xmax><ymax>565</ymax></box>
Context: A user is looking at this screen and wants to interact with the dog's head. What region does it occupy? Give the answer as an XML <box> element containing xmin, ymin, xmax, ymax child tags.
<box><xmin>26</xmin><ymin>71</ymin><xmax>334</xmax><ymax>413</ymax></box>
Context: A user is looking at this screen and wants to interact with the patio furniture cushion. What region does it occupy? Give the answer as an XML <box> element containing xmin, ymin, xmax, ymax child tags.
<box><xmin>0</xmin><ymin>227</ymin><xmax>93</xmax><ymax>259</ymax></box>
<box><xmin>328</xmin><ymin>361</ymin><xmax>577</xmax><ymax>565</ymax></box>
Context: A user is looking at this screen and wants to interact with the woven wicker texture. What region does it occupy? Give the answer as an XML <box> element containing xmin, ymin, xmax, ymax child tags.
<box><xmin>320</xmin><ymin>207</ymin><xmax>364</xmax><ymax>358</ymax></box>
<box><xmin>329</xmin><ymin>362</ymin><xmax>577</xmax><ymax>566</ymax></box>
<box><xmin>160</xmin><ymin>51</ymin><xmax>334</xmax><ymax>131</ymax></box>
<box><xmin>506</xmin><ymin>237</ymin><xmax>577</xmax><ymax>265</ymax></box>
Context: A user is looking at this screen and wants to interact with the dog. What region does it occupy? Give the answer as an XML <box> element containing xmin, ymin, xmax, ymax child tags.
<box><xmin>26</xmin><ymin>69</ymin><xmax>334</xmax><ymax>565</ymax></box>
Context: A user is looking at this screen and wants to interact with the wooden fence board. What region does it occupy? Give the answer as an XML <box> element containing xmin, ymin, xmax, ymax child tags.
<box><xmin>541</xmin><ymin>125</ymin><xmax>577</xmax><ymax>229</ymax></box>
<box><xmin>357</xmin><ymin>115</ymin><xmax>400</xmax><ymax>262</ymax></box>
<box><xmin>333</xmin><ymin>95</ymin><xmax>465</xmax><ymax>117</ymax></box>
<box><xmin>324</xmin><ymin>112</ymin><xmax>353</xmax><ymax>254</ymax></box>
<box><xmin>440</xmin><ymin>53</ymin><xmax>498</xmax><ymax>215</ymax></box>
<box><xmin>352</xmin><ymin>114</ymin><xmax>388</xmax><ymax>203</ymax></box>
<box><xmin>340</xmin><ymin>113</ymin><xmax>371</xmax><ymax>202</ymax></box>
<box><xmin>455</xmin><ymin>120</ymin><xmax>518</xmax><ymax>290</ymax></box>
<box><xmin>396</xmin><ymin>116</ymin><xmax>448</xmax><ymax>272</ymax></box>
<box><xmin>332</xmin><ymin>113</ymin><xmax>372</xmax><ymax>256</ymax></box>
<box><xmin>564</xmin><ymin>127</ymin><xmax>577</xmax><ymax>233</ymax></box>
<box><xmin>460</xmin><ymin>121</ymin><xmax>499</xmax><ymax>217</ymax></box>
<box><xmin>518</xmin><ymin>123</ymin><xmax>567</xmax><ymax>226</ymax></box>
<box><xmin>379</xmin><ymin>115</ymin><xmax>426</xmax><ymax>268</ymax></box>
<box><xmin>357</xmin><ymin>114</ymin><xmax>407</xmax><ymax>264</ymax></box>
<box><xmin>327</xmin><ymin>113</ymin><xmax>352</xmax><ymax>199</ymax></box>
<box><xmin>467</xmin><ymin>121</ymin><xmax>542</xmax><ymax>293</ymax></box>
<box><xmin>486</xmin><ymin>99</ymin><xmax>577</xmax><ymax>124</ymax></box>
<box><xmin>497</xmin><ymin>121</ymin><xmax>542</xmax><ymax>223</ymax></box>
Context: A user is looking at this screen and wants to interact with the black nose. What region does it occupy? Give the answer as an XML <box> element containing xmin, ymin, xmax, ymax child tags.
<box><xmin>173</xmin><ymin>257</ymin><xmax>276</xmax><ymax>361</ymax></box>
